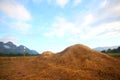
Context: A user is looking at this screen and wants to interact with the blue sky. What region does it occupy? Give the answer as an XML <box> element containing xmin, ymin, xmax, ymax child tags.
<box><xmin>0</xmin><ymin>0</ymin><xmax>120</xmax><ymax>53</ymax></box>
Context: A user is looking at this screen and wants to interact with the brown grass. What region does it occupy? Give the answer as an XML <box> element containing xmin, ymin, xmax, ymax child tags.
<box><xmin>0</xmin><ymin>44</ymin><xmax>120</xmax><ymax>80</ymax></box>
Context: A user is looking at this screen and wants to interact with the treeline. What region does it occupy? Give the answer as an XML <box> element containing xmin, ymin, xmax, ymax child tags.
<box><xmin>101</xmin><ymin>46</ymin><xmax>120</xmax><ymax>53</ymax></box>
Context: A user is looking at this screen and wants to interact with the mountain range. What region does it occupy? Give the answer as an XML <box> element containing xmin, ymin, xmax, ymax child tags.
<box><xmin>94</xmin><ymin>46</ymin><xmax>119</xmax><ymax>51</ymax></box>
<box><xmin>0</xmin><ymin>41</ymin><xmax>39</xmax><ymax>56</ymax></box>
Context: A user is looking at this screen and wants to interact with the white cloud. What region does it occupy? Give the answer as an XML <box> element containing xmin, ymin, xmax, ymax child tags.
<box><xmin>0</xmin><ymin>0</ymin><xmax>31</xmax><ymax>21</ymax></box>
<box><xmin>97</xmin><ymin>0</ymin><xmax>120</xmax><ymax>22</ymax></box>
<box><xmin>82</xmin><ymin>13</ymin><xmax>95</xmax><ymax>26</ymax></box>
<box><xmin>44</xmin><ymin>14</ymin><xmax>120</xmax><ymax>45</ymax></box>
<box><xmin>11</xmin><ymin>21</ymin><xmax>31</xmax><ymax>33</ymax></box>
<box><xmin>73</xmin><ymin>0</ymin><xmax>82</xmax><ymax>7</ymax></box>
<box><xmin>0</xmin><ymin>19</ymin><xmax>31</xmax><ymax>34</ymax></box>
<box><xmin>0</xmin><ymin>0</ymin><xmax>32</xmax><ymax>34</ymax></box>
<box><xmin>31</xmin><ymin>0</ymin><xmax>82</xmax><ymax>8</ymax></box>
<box><xmin>100</xmin><ymin>0</ymin><xmax>107</xmax><ymax>8</ymax></box>
<box><xmin>44</xmin><ymin>16</ymin><xmax>76</xmax><ymax>37</ymax></box>
<box><xmin>77</xmin><ymin>21</ymin><xmax>120</xmax><ymax>40</ymax></box>
<box><xmin>72</xmin><ymin>0</ymin><xmax>120</xmax><ymax>40</ymax></box>
<box><xmin>96</xmin><ymin>21</ymin><xmax>120</xmax><ymax>38</ymax></box>
<box><xmin>0</xmin><ymin>36</ymin><xmax>17</xmax><ymax>43</ymax></box>
<box><xmin>55</xmin><ymin>0</ymin><xmax>69</xmax><ymax>8</ymax></box>
<box><xmin>81</xmin><ymin>0</ymin><xmax>120</xmax><ymax>40</ymax></box>
<box><xmin>109</xmin><ymin>4</ymin><xmax>120</xmax><ymax>17</ymax></box>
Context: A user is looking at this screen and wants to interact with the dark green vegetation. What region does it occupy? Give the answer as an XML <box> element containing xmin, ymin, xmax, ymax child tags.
<box><xmin>101</xmin><ymin>46</ymin><xmax>120</xmax><ymax>53</ymax></box>
<box><xmin>108</xmin><ymin>53</ymin><xmax>120</xmax><ymax>57</ymax></box>
<box><xmin>101</xmin><ymin>46</ymin><xmax>120</xmax><ymax>57</ymax></box>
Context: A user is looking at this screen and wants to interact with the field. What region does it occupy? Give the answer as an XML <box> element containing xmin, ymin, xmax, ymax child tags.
<box><xmin>108</xmin><ymin>53</ymin><xmax>120</xmax><ymax>57</ymax></box>
<box><xmin>0</xmin><ymin>56</ymin><xmax>120</xmax><ymax>80</ymax></box>
<box><xmin>0</xmin><ymin>56</ymin><xmax>37</xmax><ymax>80</ymax></box>
<box><xmin>0</xmin><ymin>45</ymin><xmax>120</xmax><ymax>80</ymax></box>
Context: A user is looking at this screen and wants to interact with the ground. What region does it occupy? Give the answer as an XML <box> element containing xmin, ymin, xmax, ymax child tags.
<box><xmin>0</xmin><ymin>53</ymin><xmax>120</xmax><ymax>80</ymax></box>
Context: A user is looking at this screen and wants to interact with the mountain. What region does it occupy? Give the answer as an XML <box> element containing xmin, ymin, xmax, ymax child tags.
<box><xmin>0</xmin><ymin>41</ymin><xmax>39</xmax><ymax>56</ymax></box>
<box><xmin>94</xmin><ymin>46</ymin><xmax>119</xmax><ymax>51</ymax></box>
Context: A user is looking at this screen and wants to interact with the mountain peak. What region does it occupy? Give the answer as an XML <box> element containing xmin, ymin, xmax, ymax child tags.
<box><xmin>0</xmin><ymin>41</ymin><xmax>39</xmax><ymax>55</ymax></box>
<box><xmin>5</xmin><ymin>41</ymin><xmax>16</xmax><ymax>49</ymax></box>
<box><xmin>18</xmin><ymin>45</ymin><xmax>25</xmax><ymax>48</ymax></box>
<box><xmin>6</xmin><ymin>41</ymin><xmax>14</xmax><ymax>45</ymax></box>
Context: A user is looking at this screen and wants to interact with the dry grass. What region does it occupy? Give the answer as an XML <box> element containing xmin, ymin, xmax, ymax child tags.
<box><xmin>0</xmin><ymin>44</ymin><xmax>120</xmax><ymax>80</ymax></box>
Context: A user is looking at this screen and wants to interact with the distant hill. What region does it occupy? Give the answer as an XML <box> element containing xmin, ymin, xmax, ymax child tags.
<box><xmin>94</xmin><ymin>46</ymin><xmax>119</xmax><ymax>51</ymax></box>
<box><xmin>0</xmin><ymin>41</ymin><xmax>39</xmax><ymax>56</ymax></box>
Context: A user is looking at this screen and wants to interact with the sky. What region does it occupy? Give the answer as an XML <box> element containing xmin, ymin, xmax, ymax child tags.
<box><xmin>0</xmin><ymin>0</ymin><xmax>120</xmax><ymax>53</ymax></box>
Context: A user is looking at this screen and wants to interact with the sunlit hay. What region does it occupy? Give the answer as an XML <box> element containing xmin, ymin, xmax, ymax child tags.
<box><xmin>0</xmin><ymin>44</ymin><xmax>120</xmax><ymax>80</ymax></box>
